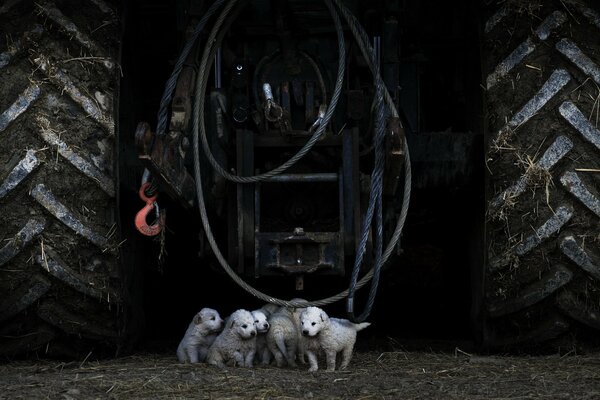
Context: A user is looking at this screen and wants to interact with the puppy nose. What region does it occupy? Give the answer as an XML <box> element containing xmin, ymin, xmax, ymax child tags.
<box><xmin>264</xmin><ymin>323</ymin><xmax>269</xmax><ymax>329</ymax></box>
<box><xmin>251</xmin><ymin>330</ymin><xmax>256</xmax><ymax>336</ymax></box>
<box><xmin>302</xmin><ymin>330</ymin><xmax>309</xmax><ymax>336</ymax></box>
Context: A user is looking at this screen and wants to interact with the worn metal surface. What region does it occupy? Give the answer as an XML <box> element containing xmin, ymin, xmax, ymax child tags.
<box><xmin>263</xmin><ymin>173</ymin><xmax>338</xmax><ymax>183</ymax></box>
<box><xmin>135</xmin><ymin>122</ymin><xmax>195</xmax><ymax>209</ymax></box>
<box><xmin>383</xmin><ymin>116</ymin><xmax>405</xmax><ymax>196</ymax></box>
<box><xmin>256</xmin><ymin>230</ymin><xmax>343</xmax><ymax>275</ymax></box>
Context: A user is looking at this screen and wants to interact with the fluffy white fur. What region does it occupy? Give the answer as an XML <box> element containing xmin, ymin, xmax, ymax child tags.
<box><xmin>300</xmin><ymin>306</ymin><xmax>370</xmax><ymax>372</ymax></box>
<box><xmin>206</xmin><ymin>309</ymin><xmax>257</xmax><ymax>368</ymax></box>
<box><xmin>176</xmin><ymin>308</ymin><xmax>224</xmax><ymax>363</ymax></box>
<box><xmin>252</xmin><ymin>309</ymin><xmax>271</xmax><ymax>365</ymax></box>
<box><xmin>260</xmin><ymin>302</ymin><xmax>280</xmax><ymax>317</ymax></box>
<box><xmin>266</xmin><ymin>299</ymin><xmax>306</xmax><ymax>368</ymax></box>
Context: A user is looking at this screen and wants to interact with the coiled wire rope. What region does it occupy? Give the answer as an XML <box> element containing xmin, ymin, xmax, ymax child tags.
<box><xmin>157</xmin><ymin>0</ymin><xmax>412</xmax><ymax>316</ymax></box>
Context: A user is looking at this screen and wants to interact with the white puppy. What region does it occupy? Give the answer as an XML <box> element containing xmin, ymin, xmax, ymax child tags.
<box><xmin>252</xmin><ymin>309</ymin><xmax>271</xmax><ymax>365</ymax></box>
<box><xmin>260</xmin><ymin>302</ymin><xmax>280</xmax><ymax>317</ymax></box>
<box><xmin>176</xmin><ymin>308</ymin><xmax>224</xmax><ymax>363</ymax></box>
<box><xmin>266</xmin><ymin>299</ymin><xmax>306</xmax><ymax>368</ymax></box>
<box><xmin>300</xmin><ymin>306</ymin><xmax>370</xmax><ymax>372</ymax></box>
<box><xmin>206</xmin><ymin>309</ymin><xmax>257</xmax><ymax>368</ymax></box>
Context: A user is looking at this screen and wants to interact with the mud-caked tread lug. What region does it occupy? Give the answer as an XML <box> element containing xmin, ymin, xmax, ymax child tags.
<box><xmin>0</xmin><ymin>84</ymin><xmax>41</xmax><ymax>133</ymax></box>
<box><xmin>515</xmin><ymin>206</ymin><xmax>573</xmax><ymax>256</ymax></box>
<box><xmin>560</xmin><ymin>172</ymin><xmax>600</xmax><ymax>218</ymax></box>
<box><xmin>486</xmin><ymin>38</ymin><xmax>536</xmax><ymax>90</ymax></box>
<box><xmin>36</xmin><ymin>115</ymin><xmax>115</xmax><ymax>197</ymax></box>
<box><xmin>0</xmin><ymin>39</ymin><xmax>20</xmax><ymax>69</ymax></box>
<box><xmin>87</xmin><ymin>0</ymin><xmax>114</xmax><ymax>15</ymax></box>
<box><xmin>0</xmin><ymin>0</ymin><xmax>24</xmax><ymax>16</ymax></box>
<box><xmin>0</xmin><ymin>150</ymin><xmax>41</xmax><ymax>200</ymax></box>
<box><xmin>0</xmin><ymin>218</ymin><xmax>46</xmax><ymax>267</ymax></box>
<box><xmin>489</xmin><ymin>206</ymin><xmax>574</xmax><ymax>272</ymax></box>
<box><xmin>485</xmin><ymin>6</ymin><xmax>507</xmax><ymax>34</ymax></box>
<box><xmin>559</xmin><ymin>101</ymin><xmax>600</xmax><ymax>151</ymax></box>
<box><xmin>484</xmin><ymin>1</ymin><xmax>600</xmax><ymax>348</ymax></box>
<box><xmin>486</xmin><ymin>12</ymin><xmax>566</xmax><ymax>89</ymax></box>
<box><xmin>488</xmin><ymin>265</ymin><xmax>573</xmax><ymax>317</ymax></box>
<box><xmin>0</xmin><ymin>25</ymin><xmax>44</xmax><ymax>70</ymax></box>
<box><xmin>0</xmin><ymin>0</ymin><xmax>122</xmax><ymax>357</ymax></box>
<box><xmin>29</xmin><ymin>183</ymin><xmax>109</xmax><ymax>248</ymax></box>
<box><xmin>560</xmin><ymin>236</ymin><xmax>600</xmax><ymax>281</ymax></box>
<box><xmin>35</xmin><ymin>1</ymin><xmax>114</xmax><ymax>71</ymax></box>
<box><xmin>557</xmin><ymin>290</ymin><xmax>600</xmax><ymax>330</ymax></box>
<box><xmin>32</xmin><ymin>54</ymin><xmax>115</xmax><ymax>135</ymax></box>
<box><xmin>491</xmin><ymin>69</ymin><xmax>572</xmax><ymax>150</ymax></box>
<box><xmin>556</xmin><ymin>38</ymin><xmax>600</xmax><ymax>85</ymax></box>
<box><xmin>0</xmin><ymin>275</ymin><xmax>51</xmax><ymax>322</ymax></box>
<box><xmin>0</xmin><ymin>324</ymin><xmax>56</xmax><ymax>356</ymax></box>
<box><xmin>489</xmin><ymin>315</ymin><xmax>570</xmax><ymax>348</ymax></box>
<box><xmin>534</xmin><ymin>11</ymin><xmax>566</xmax><ymax>41</ymax></box>
<box><xmin>490</xmin><ymin>136</ymin><xmax>573</xmax><ymax>212</ymax></box>
<box><xmin>574</xmin><ymin>3</ymin><xmax>600</xmax><ymax>29</ymax></box>
<box><xmin>508</xmin><ymin>69</ymin><xmax>571</xmax><ymax>129</ymax></box>
<box><xmin>37</xmin><ymin>301</ymin><xmax>118</xmax><ymax>339</ymax></box>
<box><xmin>35</xmin><ymin>247</ymin><xmax>106</xmax><ymax>301</ymax></box>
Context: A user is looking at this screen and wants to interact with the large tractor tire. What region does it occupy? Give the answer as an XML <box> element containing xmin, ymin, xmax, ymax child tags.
<box><xmin>0</xmin><ymin>0</ymin><xmax>124</xmax><ymax>358</ymax></box>
<box><xmin>484</xmin><ymin>0</ymin><xmax>600</xmax><ymax>349</ymax></box>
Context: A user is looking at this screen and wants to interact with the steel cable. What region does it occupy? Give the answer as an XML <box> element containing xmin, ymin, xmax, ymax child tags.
<box><xmin>346</xmin><ymin>58</ymin><xmax>386</xmax><ymax>322</ymax></box>
<box><xmin>156</xmin><ymin>0</ymin><xmax>228</xmax><ymax>136</ymax></box>
<box><xmin>194</xmin><ymin>0</ymin><xmax>345</xmax><ymax>184</ymax></box>
<box><xmin>189</xmin><ymin>0</ymin><xmax>412</xmax><ymax>309</ymax></box>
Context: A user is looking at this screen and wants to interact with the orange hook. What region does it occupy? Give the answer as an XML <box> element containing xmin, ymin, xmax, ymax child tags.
<box><xmin>135</xmin><ymin>182</ymin><xmax>164</xmax><ymax>236</ymax></box>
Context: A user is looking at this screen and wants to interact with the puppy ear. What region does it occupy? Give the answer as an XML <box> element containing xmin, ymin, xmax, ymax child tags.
<box><xmin>320</xmin><ymin>312</ymin><xmax>326</xmax><ymax>322</ymax></box>
<box><xmin>193</xmin><ymin>314</ymin><xmax>202</xmax><ymax>325</ymax></box>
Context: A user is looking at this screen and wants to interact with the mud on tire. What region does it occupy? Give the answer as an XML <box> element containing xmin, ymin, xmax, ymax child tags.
<box><xmin>483</xmin><ymin>0</ymin><xmax>600</xmax><ymax>349</ymax></box>
<box><xmin>0</xmin><ymin>0</ymin><xmax>123</xmax><ymax>357</ymax></box>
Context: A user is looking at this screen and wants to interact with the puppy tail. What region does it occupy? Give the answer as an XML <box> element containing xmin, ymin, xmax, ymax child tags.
<box><xmin>274</xmin><ymin>331</ymin><xmax>287</xmax><ymax>356</ymax></box>
<box><xmin>354</xmin><ymin>322</ymin><xmax>371</xmax><ymax>332</ymax></box>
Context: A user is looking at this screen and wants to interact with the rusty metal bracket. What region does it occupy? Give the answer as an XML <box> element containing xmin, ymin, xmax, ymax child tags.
<box><xmin>264</xmin><ymin>229</ymin><xmax>339</xmax><ymax>275</ymax></box>
<box><xmin>135</xmin><ymin>122</ymin><xmax>195</xmax><ymax>209</ymax></box>
<box><xmin>383</xmin><ymin>116</ymin><xmax>406</xmax><ymax>196</ymax></box>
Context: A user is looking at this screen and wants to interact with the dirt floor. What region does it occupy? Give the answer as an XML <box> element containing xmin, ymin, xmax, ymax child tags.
<box><xmin>1</xmin><ymin>350</ymin><xmax>600</xmax><ymax>399</ymax></box>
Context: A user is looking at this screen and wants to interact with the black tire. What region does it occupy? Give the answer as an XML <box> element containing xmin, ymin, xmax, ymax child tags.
<box><xmin>483</xmin><ymin>1</ymin><xmax>600</xmax><ymax>349</ymax></box>
<box><xmin>0</xmin><ymin>0</ymin><xmax>123</xmax><ymax>358</ymax></box>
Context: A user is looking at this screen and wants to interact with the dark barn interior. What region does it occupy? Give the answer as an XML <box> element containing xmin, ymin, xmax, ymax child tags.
<box><xmin>5</xmin><ymin>0</ymin><xmax>600</xmax><ymax>397</ymax></box>
<box><xmin>119</xmin><ymin>0</ymin><xmax>483</xmax><ymax>351</ymax></box>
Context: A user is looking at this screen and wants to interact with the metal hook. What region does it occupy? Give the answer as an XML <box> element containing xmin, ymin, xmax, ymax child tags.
<box><xmin>135</xmin><ymin>182</ymin><xmax>164</xmax><ymax>236</ymax></box>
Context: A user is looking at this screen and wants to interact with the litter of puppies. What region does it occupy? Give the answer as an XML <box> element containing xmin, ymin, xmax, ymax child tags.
<box><xmin>176</xmin><ymin>302</ymin><xmax>370</xmax><ymax>371</ymax></box>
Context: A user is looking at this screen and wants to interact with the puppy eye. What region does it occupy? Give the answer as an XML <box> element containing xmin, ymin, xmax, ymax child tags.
<box><xmin>254</xmin><ymin>320</ymin><xmax>258</xmax><ymax>323</ymax></box>
<box><xmin>211</xmin><ymin>316</ymin><xmax>215</xmax><ymax>320</ymax></box>
<box><xmin>242</xmin><ymin>324</ymin><xmax>248</xmax><ymax>329</ymax></box>
<box><xmin>311</xmin><ymin>322</ymin><xmax>316</xmax><ymax>326</ymax></box>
